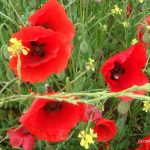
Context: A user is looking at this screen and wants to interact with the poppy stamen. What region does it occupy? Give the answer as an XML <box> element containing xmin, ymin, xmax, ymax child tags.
<box><xmin>42</xmin><ymin>23</ymin><xmax>50</xmax><ymax>29</ymax></box>
<box><xmin>110</xmin><ymin>61</ymin><xmax>125</xmax><ymax>80</ymax></box>
<box><xmin>30</xmin><ymin>41</ymin><xmax>45</xmax><ymax>57</ymax></box>
<box><xmin>44</xmin><ymin>101</ymin><xmax>62</xmax><ymax>112</ymax></box>
<box><xmin>23</xmin><ymin>129</ymin><xmax>29</xmax><ymax>134</ymax></box>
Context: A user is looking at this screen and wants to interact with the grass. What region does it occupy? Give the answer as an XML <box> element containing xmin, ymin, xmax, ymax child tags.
<box><xmin>0</xmin><ymin>0</ymin><xmax>150</xmax><ymax>149</ymax></box>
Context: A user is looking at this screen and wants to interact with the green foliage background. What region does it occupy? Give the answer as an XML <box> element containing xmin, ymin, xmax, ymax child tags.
<box><xmin>0</xmin><ymin>0</ymin><xmax>150</xmax><ymax>149</ymax></box>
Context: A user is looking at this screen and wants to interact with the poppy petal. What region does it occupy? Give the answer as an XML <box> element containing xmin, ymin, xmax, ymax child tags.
<box><xmin>20</xmin><ymin>95</ymin><xmax>80</xmax><ymax>142</ymax></box>
<box><xmin>93</xmin><ymin>118</ymin><xmax>117</xmax><ymax>142</ymax></box>
<box><xmin>28</xmin><ymin>0</ymin><xmax>75</xmax><ymax>41</ymax></box>
<box><xmin>22</xmin><ymin>134</ymin><xmax>35</xmax><ymax>150</ymax></box>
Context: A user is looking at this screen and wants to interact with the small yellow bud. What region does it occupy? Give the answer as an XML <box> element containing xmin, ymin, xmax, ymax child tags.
<box><xmin>102</xmin><ymin>25</ymin><xmax>107</xmax><ymax>31</ymax></box>
<box><xmin>122</xmin><ymin>21</ymin><xmax>129</xmax><ymax>28</ymax></box>
<box><xmin>131</xmin><ymin>39</ymin><xmax>138</xmax><ymax>45</ymax></box>
<box><xmin>139</xmin><ymin>0</ymin><xmax>144</xmax><ymax>3</ymax></box>
<box><xmin>111</xmin><ymin>5</ymin><xmax>122</xmax><ymax>15</ymax></box>
<box><xmin>146</xmin><ymin>25</ymin><xmax>150</xmax><ymax>31</ymax></box>
<box><xmin>143</xmin><ymin>101</ymin><xmax>150</xmax><ymax>112</ymax></box>
<box><xmin>86</xmin><ymin>58</ymin><xmax>95</xmax><ymax>72</ymax></box>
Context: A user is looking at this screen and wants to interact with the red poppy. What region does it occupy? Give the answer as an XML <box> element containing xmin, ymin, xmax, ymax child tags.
<box><xmin>9</xmin><ymin>26</ymin><xmax>73</xmax><ymax>82</ymax></box>
<box><xmin>28</xmin><ymin>0</ymin><xmax>75</xmax><ymax>41</ymax></box>
<box><xmin>7</xmin><ymin>126</ymin><xmax>35</xmax><ymax>150</ymax></box>
<box><xmin>100</xmin><ymin>43</ymin><xmax>148</xmax><ymax>101</ymax></box>
<box><xmin>136</xmin><ymin>135</ymin><xmax>150</xmax><ymax>150</ymax></box>
<box><xmin>79</xmin><ymin>103</ymin><xmax>102</xmax><ymax>122</ymax></box>
<box><xmin>19</xmin><ymin>95</ymin><xmax>80</xmax><ymax>142</ymax></box>
<box><xmin>137</xmin><ymin>15</ymin><xmax>150</xmax><ymax>47</ymax></box>
<box><xmin>93</xmin><ymin>118</ymin><xmax>117</xmax><ymax>142</ymax></box>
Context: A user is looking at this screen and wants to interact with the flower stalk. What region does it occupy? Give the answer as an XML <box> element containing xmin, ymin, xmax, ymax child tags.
<box><xmin>1</xmin><ymin>83</ymin><xmax>150</xmax><ymax>105</ymax></box>
<box><xmin>17</xmin><ymin>52</ymin><xmax>21</xmax><ymax>94</ymax></box>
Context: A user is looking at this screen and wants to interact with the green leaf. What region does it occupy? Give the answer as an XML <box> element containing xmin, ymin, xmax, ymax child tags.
<box><xmin>80</xmin><ymin>40</ymin><xmax>88</xmax><ymax>53</ymax></box>
<box><xmin>143</xmin><ymin>32</ymin><xmax>150</xmax><ymax>43</ymax></box>
<box><xmin>118</xmin><ymin>101</ymin><xmax>130</xmax><ymax>114</ymax></box>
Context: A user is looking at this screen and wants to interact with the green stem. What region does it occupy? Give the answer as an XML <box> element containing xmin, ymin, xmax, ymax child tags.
<box><xmin>17</xmin><ymin>53</ymin><xmax>21</xmax><ymax>94</ymax></box>
<box><xmin>0</xmin><ymin>12</ymin><xmax>19</xmax><ymax>27</ymax></box>
<box><xmin>88</xmin><ymin>13</ymin><xmax>112</xmax><ymax>30</ymax></box>
<box><xmin>26</xmin><ymin>0</ymin><xmax>29</xmax><ymax>5</ymax></box>
<box><xmin>1</xmin><ymin>84</ymin><xmax>150</xmax><ymax>105</ymax></box>
<box><xmin>9</xmin><ymin>0</ymin><xmax>25</xmax><ymax>26</ymax></box>
<box><xmin>60</xmin><ymin>71</ymin><xmax>86</xmax><ymax>92</ymax></box>
<box><xmin>0</xmin><ymin>78</ymin><xmax>18</xmax><ymax>94</ymax></box>
<box><xmin>51</xmin><ymin>76</ymin><xmax>62</xmax><ymax>91</ymax></box>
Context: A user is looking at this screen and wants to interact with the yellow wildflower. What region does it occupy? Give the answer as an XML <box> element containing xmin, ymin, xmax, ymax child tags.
<box><xmin>86</xmin><ymin>58</ymin><xmax>95</xmax><ymax>72</ymax></box>
<box><xmin>146</xmin><ymin>25</ymin><xmax>150</xmax><ymax>31</ymax></box>
<box><xmin>131</xmin><ymin>39</ymin><xmax>138</xmax><ymax>45</ymax></box>
<box><xmin>102</xmin><ymin>25</ymin><xmax>107</xmax><ymax>31</ymax></box>
<box><xmin>122</xmin><ymin>21</ymin><xmax>129</xmax><ymax>28</ymax></box>
<box><xmin>139</xmin><ymin>0</ymin><xmax>144</xmax><ymax>3</ymax></box>
<box><xmin>111</xmin><ymin>5</ymin><xmax>122</xmax><ymax>15</ymax></box>
<box><xmin>8</xmin><ymin>38</ymin><xmax>29</xmax><ymax>57</ymax></box>
<box><xmin>143</xmin><ymin>101</ymin><xmax>150</xmax><ymax>112</ymax></box>
<box><xmin>78</xmin><ymin>128</ymin><xmax>97</xmax><ymax>149</ymax></box>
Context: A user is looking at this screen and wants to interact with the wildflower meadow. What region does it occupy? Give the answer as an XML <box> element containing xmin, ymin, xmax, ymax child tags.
<box><xmin>0</xmin><ymin>0</ymin><xmax>150</xmax><ymax>150</ymax></box>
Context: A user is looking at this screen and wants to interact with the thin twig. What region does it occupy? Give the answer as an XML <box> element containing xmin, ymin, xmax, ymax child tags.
<box><xmin>0</xmin><ymin>78</ymin><xmax>18</xmax><ymax>94</ymax></box>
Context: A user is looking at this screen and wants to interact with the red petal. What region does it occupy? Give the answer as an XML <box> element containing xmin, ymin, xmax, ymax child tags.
<box><xmin>136</xmin><ymin>15</ymin><xmax>150</xmax><ymax>47</ymax></box>
<box><xmin>22</xmin><ymin>134</ymin><xmax>35</xmax><ymax>150</ymax></box>
<box><xmin>9</xmin><ymin>26</ymin><xmax>73</xmax><ymax>83</ymax></box>
<box><xmin>28</xmin><ymin>0</ymin><xmax>75</xmax><ymax>41</ymax></box>
<box><xmin>136</xmin><ymin>135</ymin><xmax>150</xmax><ymax>150</ymax></box>
<box><xmin>94</xmin><ymin>118</ymin><xmax>117</xmax><ymax>142</ymax></box>
<box><xmin>20</xmin><ymin>96</ymin><xmax>80</xmax><ymax>142</ymax></box>
<box><xmin>79</xmin><ymin>103</ymin><xmax>102</xmax><ymax>122</ymax></box>
<box><xmin>100</xmin><ymin>43</ymin><xmax>148</xmax><ymax>101</ymax></box>
<box><xmin>7</xmin><ymin>127</ymin><xmax>25</xmax><ymax>148</ymax></box>
<box><xmin>12</xmin><ymin>27</ymin><xmax>60</xmax><ymax>67</ymax></box>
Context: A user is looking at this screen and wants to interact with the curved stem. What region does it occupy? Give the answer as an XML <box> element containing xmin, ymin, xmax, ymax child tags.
<box><xmin>0</xmin><ymin>78</ymin><xmax>18</xmax><ymax>94</ymax></box>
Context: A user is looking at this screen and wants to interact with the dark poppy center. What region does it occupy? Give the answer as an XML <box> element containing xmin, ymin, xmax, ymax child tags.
<box><xmin>35</xmin><ymin>23</ymin><xmax>50</xmax><ymax>29</ymax></box>
<box><xmin>42</xmin><ymin>23</ymin><xmax>51</xmax><ymax>29</ymax></box>
<box><xmin>110</xmin><ymin>61</ymin><xmax>125</xmax><ymax>80</ymax></box>
<box><xmin>30</xmin><ymin>41</ymin><xmax>45</xmax><ymax>57</ymax></box>
<box><xmin>23</xmin><ymin>129</ymin><xmax>29</xmax><ymax>134</ymax></box>
<box><xmin>43</xmin><ymin>101</ymin><xmax>62</xmax><ymax>112</ymax></box>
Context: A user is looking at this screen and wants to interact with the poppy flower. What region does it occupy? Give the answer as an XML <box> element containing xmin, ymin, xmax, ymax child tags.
<box><xmin>19</xmin><ymin>95</ymin><xmax>81</xmax><ymax>142</ymax></box>
<box><xmin>136</xmin><ymin>134</ymin><xmax>150</xmax><ymax>150</ymax></box>
<box><xmin>93</xmin><ymin>118</ymin><xmax>117</xmax><ymax>142</ymax></box>
<box><xmin>7</xmin><ymin>126</ymin><xmax>35</xmax><ymax>150</ymax></box>
<box><xmin>137</xmin><ymin>15</ymin><xmax>150</xmax><ymax>47</ymax></box>
<box><xmin>100</xmin><ymin>43</ymin><xmax>148</xmax><ymax>101</ymax></box>
<box><xmin>9</xmin><ymin>26</ymin><xmax>73</xmax><ymax>82</ymax></box>
<box><xmin>79</xmin><ymin>103</ymin><xmax>102</xmax><ymax>122</ymax></box>
<box><xmin>28</xmin><ymin>0</ymin><xmax>75</xmax><ymax>41</ymax></box>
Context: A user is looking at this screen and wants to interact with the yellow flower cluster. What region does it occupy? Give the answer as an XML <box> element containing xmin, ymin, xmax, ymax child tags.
<box><xmin>86</xmin><ymin>58</ymin><xmax>95</xmax><ymax>72</ymax></box>
<box><xmin>143</xmin><ymin>101</ymin><xmax>150</xmax><ymax>112</ymax></box>
<box><xmin>131</xmin><ymin>39</ymin><xmax>138</xmax><ymax>45</ymax></box>
<box><xmin>111</xmin><ymin>5</ymin><xmax>122</xmax><ymax>15</ymax></box>
<box><xmin>146</xmin><ymin>25</ymin><xmax>150</xmax><ymax>31</ymax></box>
<box><xmin>8</xmin><ymin>38</ymin><xmax>29</xmax><ymax>57</ymax></box>
<box><xmin>102</xmin><ymin>25</ymin><xmax>107</xmax><ymax>31</ymax></box>
<box><xmin>122</xmin><ymin>21</ymin><xmax>129</xmax><ymax>28</ymax></box>
<box><xmin>139</xmin><ymin>0</ymin><xmax>144</xmax><ymax>3</ymax></box>
<box><xmin>78</xmin><ymin>128</ymin><xmax>97</xmax><ymax>149</ymax></box>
